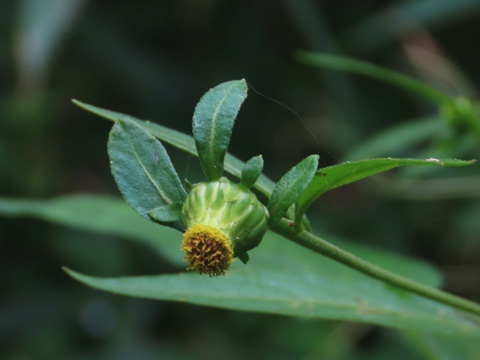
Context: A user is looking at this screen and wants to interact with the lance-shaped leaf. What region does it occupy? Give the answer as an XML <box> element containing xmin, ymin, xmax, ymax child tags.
<box><xmin>268</xmin><ymin>155</ymin><xmax>319</xmax><ymax>225</ymax></box>
<box><xmin>108</xmin><ymin>119</ymin><xmax>186</xmax><ymax>219</ymax></box>
<box><xmin>241</xmin><ymin>155</ymin><xmax>264</xmax><ymax>189</ymax></box>
<box><xmin>294</xmin><ymin>158</ymin><xmax>476</xmax><ymax>229</ymax></box>
<box><xmin>192</xmin><ymin>79</ymin><xmax>248</xmax><ymax>181</ymax></box>
<box><xmin>7</xmin><ymin>194</ymin><xmax>480</xmax><ymax>336</ymax></box>
<box><xmin>61</xmin><ymin>229</ymin><xmax>480</xmax><ymax>337</ymax></box>
<box><xmin>72</xmin><ymin>99</ymin><xmax>275</xmax><ymax>198</ymax></box>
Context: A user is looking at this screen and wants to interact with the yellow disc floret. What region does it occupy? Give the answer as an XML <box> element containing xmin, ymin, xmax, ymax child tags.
<box><xmin>181</xmin><ymin>224</ymin><xmax>234</xmax><ymax>276</ymax></box>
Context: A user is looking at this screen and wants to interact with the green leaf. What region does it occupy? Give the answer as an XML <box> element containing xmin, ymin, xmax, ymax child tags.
<box><xmin>294</xmin><ymin>158</ymin><xmax>476</xmax><ymax>227</ymax></box>
<box><xmin>296</xmin><ymin>51</ymin><xmax>452</xmax><ymax>105</ymax></box>
<box><xmin>62</xmin><ymin>228</ymin><xmax>480</xmax><ymax>337</ymax></box>
<box><xmin>72</xmin><ymin>99</ymin><xmax>275</xmax><ymax>198</ymax></box>
<box><xmin>192</xmin><ymin>79</ymin><xmax>248</xmax><ymax>181</ymax></box>
<box><xmin>7</xmin><ymin>194</ymin><xmax>478</xmax><ymax>335</ymax></box>
<box><xmin>147</xmin><ymin>202</ymin><xmax>184</xmax><ymax>231</ymax></box>
<box><xmin>268</xmin><ymin>155</ymin><xmax>319</xmax><ymax>225</ymax></box>
<box><xmin>108</xmin><ymin>119</ymin><xmax>186</xmax><ymax>219</ymax></box>
<box><xmin>0</xmin><ymin>195</ymin><xmax>184</xmax><ymax>264</ymax></box>
<box><xmin>241</xmin><ymin>155</ymin><xmax>264</xmax><ymax>189</ymax></box>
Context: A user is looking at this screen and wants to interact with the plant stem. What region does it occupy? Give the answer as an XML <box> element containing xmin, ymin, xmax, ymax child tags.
<box><xmin>272</xmin><ymin>218</ymin><xmax>480</xmax><ymax>317</ymax></box>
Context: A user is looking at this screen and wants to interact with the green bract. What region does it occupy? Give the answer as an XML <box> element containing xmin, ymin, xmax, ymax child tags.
<box><xmin>182</xmin><ymin>177</ymin><xmax>268</xmax><ymax>257</ymax></box>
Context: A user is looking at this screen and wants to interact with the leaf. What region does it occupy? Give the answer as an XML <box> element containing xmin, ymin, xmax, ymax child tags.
<box><xmin>241</xmin><ymin>155</ymin><xmax>264</xmax><ymax>189</ymax></box>
<box><xmin>108</xmin><ymin>119</ymin><xmax>186</xmax><ymax>219</ymax></box>
<box><xmin>72</xmin><ymin>100</ymin><xmax>275</xmax><ymax>198</ymax></box>
<box><xmin>7</xmin><ymin>194</ymin><xmax>478</xmax><ymax>335</ymax></box>
<box><xmin>62</xmin><ymin>228</ymin><xmax>480</xmax><ymax>337</ymax></box>
<box><xmin>147</xmin><ymin>202</ymin><xmax>184</xmax><ymax>231</ymax></box>
<box><xmin>0</xmin><ymin>195</ymin><xmax>184</xmax><ymax>264</ymax></box>
<box><xmin>294</xmin><ymin>157</ymin><xmax>476</xmax><ymax>227</ymax></box>
<box><xmin>268</xmin><ymin>155</ymin><xmax>319</xmax><ymax>225</ymax></box>
<box><xmin>192</xmin><ymin>79</ymin><xmax>248</xmax><ymax>180</ymax></box>
<box><xmin>296</xmin><ymin>51</ymin><xmax>452</xmax><ymax>105</ymax></box>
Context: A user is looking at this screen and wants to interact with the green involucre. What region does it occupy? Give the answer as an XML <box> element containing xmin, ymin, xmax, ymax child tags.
<box><xmin>182</xmin><ymin>177</ymin><xmax>268</xmax><ymax>257</ymax></box>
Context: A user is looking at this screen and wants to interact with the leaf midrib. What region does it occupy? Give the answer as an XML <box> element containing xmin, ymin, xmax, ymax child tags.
<box><xmin>87</xmin><ymin>277</ymin><xmax>478</xmax><ymax>334</ymax></box>
<box><xmin>207</xmin><ymin>84</ymin><xmax>237</xmax><ymax>166</ymax></box>
<box><xmin>124</xmin><ymin>127</ymin><xmax>172</xmax><ymax>205</ymax></box>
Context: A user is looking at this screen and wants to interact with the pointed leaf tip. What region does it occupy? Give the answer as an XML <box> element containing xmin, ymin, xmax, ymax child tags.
<box><xmin>294</xmin><ymin>157</ymin><xmax>477</xmax><ymax>227</ymax></box>
<box><xmin>241</xmin><ymin>155</ymin><xmax>264</xmax><ymax>188</ymax></box>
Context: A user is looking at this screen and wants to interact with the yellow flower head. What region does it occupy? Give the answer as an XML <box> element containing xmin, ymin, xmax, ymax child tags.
<box><xmin>181</xmin><ymin>224</ymin><xmax>234</xmax><ymax>276</ymax></box>
<box><xmin>180</xmin><ymin>177</ymin><xmax>268</xmax><ymax>276</ymax></box>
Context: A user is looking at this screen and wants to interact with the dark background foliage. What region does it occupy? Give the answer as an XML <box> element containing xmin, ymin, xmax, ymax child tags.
<box><xmin>1</xmin><ymin>0</ymin><xmax>480</xmax><ymax>358</ymax></box>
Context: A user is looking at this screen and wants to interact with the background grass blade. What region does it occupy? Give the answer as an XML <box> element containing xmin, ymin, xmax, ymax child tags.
<box><xmin>192</xmin><ymin>79</ymin><xmax>248</xmax><ymax>180</ymax></box>
<box><xmin>295</xmin><ymin>158</ymin><xmax>476</xmax><ymax>226</ymax></box>
<box><xmin>342</xmin><ymin>0</ymin><xmax>480</xmax><ymax>54</ymax></box>
<box><xmin>296</xmin><ymin>51</ymin><xmax>452</xmax><ymax>105</ymax></box>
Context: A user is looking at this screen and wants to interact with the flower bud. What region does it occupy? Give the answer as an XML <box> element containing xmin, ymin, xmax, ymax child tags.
<box><xmin>181</xmin><ymin>177</ymin><xmax>268</xmax><ymax>276</ymax></box>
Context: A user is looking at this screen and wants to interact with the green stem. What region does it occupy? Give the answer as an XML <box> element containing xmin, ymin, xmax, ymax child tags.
<box><xmin>272</xmin><ymin>218</ymin><xmax>480</xmax><ymax>317</ymax></box>
<box><xmin>296</xmin><ymin>51</ymin><xmax>454</xmax><ymax>106</ymax></box>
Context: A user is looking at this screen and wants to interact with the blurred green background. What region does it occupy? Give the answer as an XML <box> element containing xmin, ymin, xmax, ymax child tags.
<box><xmin>1</xmin><ymin>0</ymin><xmax>480</xmax><ymax>358</ymax></box>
